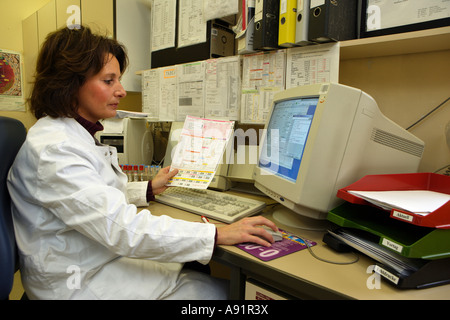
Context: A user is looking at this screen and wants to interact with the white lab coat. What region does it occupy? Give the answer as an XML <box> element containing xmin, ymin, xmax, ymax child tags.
<box><xmin>7</xmin><ymin>117</ymin><xmax>223</xmax><ymax>300</ymax></box>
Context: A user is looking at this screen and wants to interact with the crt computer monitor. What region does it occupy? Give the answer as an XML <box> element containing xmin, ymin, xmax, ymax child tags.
<box><xmin>253</xmin><ymin>83</ymin><xmax>425</xmax><ymax>230</ymax></box>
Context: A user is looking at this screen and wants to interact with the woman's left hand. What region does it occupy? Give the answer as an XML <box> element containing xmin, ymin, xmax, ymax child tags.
<box><xmin>151</xmin><ymin>166</ymin><xmax>179</xmax><ymax>195</ymax></box>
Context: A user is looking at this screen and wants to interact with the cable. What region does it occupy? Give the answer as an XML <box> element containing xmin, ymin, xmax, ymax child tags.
<box><xmin>296</xmin><ymin>234</ymin><xmax>360</xmax><ymax>265</ymax></box>
<box><xmin>406</xmin><ymin>97</ymin><xmax>450</xmax><ymax>131</ymax></box>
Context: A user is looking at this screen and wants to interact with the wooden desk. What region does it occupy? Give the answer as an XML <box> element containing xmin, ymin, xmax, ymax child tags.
<box><xmin>145</xmin><ymin>193</ymin><xmax>450</xmax><ymax>300</ymax></box>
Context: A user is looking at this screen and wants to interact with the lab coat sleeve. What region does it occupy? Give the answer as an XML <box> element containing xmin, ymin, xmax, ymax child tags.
<box><xmin>126</xmin><ymin>181</ymin><xmax>150</xmax><ymax>207</ymax></box>
<box><xmin>34</xmin><ymin>142</ymin><xmax>216</xmax><ymax>264</ymax></box>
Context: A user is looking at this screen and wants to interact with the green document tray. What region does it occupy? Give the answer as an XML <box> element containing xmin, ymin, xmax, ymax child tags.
<box><xmin>328</xmin><ymin>202</ymin><xmax>450</xmax><ymax>260</ymax></box>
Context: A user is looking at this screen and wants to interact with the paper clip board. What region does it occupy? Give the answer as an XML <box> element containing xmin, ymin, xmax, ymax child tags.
<box><xmin>337</xmin><ymin>173</ymin><xmax>450</xmax><ymax>229</ymax></box>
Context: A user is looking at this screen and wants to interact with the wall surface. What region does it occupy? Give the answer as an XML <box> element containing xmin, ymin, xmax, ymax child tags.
<box><xmin>0</xmin><ymin>0</ymin><xmax>51</xmax><ymax>129</ymax></box>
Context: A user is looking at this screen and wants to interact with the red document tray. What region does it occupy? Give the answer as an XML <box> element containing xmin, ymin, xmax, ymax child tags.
<box><xmin>337</xmin><ymin>173</ymin><xmax>450</xmax><ymax>229</ymax></box>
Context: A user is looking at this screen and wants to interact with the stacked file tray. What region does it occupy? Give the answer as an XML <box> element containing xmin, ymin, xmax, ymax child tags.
<box><xmin>337</xmin><ymin>173</ymin><xmax>450</xmax><ymax>229</ymax></box>
<box><xmin>325</xmin><ymin>173</ymin><xmax>450</xmax><ymax>289</ymax></box>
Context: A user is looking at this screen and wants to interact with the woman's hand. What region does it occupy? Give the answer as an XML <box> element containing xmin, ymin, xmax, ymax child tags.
<box><xmin>151</xmin><ymin>166</ymin><xmax>179</xmax><ymax>195</ymax></box>
<box><xmin>216</xmin><ymin>216</ymin><xmax>279</xmax><ymax>247</ymax></box>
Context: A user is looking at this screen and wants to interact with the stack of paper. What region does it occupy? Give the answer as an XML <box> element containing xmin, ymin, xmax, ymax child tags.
<box><xmin>348</xmin><ymin>190</ymin><xmax>450</xmax><ymax>216</ymax></box>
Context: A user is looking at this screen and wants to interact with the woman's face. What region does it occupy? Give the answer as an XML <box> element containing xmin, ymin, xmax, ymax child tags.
<box><xmin>77</xmin><ymin>54</ymin><xmax>127</xmax><ymax>123</ymax></box>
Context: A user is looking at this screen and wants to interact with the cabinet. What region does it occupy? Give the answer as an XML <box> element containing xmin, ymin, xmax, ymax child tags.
<box><xmin>22</xmin><ymin>0</ymin><xmax>151</xmax><ymax>92</ymax></box>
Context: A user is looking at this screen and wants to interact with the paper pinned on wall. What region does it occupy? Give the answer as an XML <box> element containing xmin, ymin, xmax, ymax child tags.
<box><xmin>204</xmin><ymin>56</ymin><xmax>241</xmax><ymax>121</ymax></box>
<box><xmin>159</xmin><ymin>66</ymin><xmax>178</xmax><ymax>121</ymax></box>
<box><xmin>151</xmin><ymin>0</ymin><xmax>176</xmax><ymax>52</ymax></box>
<box><xmin>178</xmin><ymin>0</ymin><xmax>207</xmax><ymax>48</ymax></box>
<box><xmin>240</xmin><ymin>50</ymin><xmax>286</xmax><ymax>124</ymax></box>
<box><xmin>286</xmin><ymin>42</ymin><xmax>340</xmax><ymax>89</ymax></box>
<box><xmin>0</xmin><ymin>49</ymin><xmax>25</xmax><ymax>112</ymax></box>
<box><xmin>142</xmin><ymin>69</ymin><xmax>160</xmax><ymax>121</ymax></box>
<box><xmin>203</xmin><ymin>0</ymin><xmax>239</xmax><ymax>22</ymax></box>
<box><xmin>176</xmin><ymin>61</ymin><xmax>206</xmax><ymax>121</ymax></box>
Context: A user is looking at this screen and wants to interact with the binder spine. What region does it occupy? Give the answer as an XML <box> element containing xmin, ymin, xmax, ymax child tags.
<box><xmin>254</xmin><ymin>0</ymin><xmax>281</xmax><ymax>50</ymax></box>
<box><xmin>295</xmin><ymin>0</ymin><xmax>312</xmax><ymax>46</ymax></box>
<box><xmin>308</xmin><ymin>0</ymin><xmax>358</xmax><ymax>43</ymax></box>
<box><xmin>278</xmin><ymin>0</ymin><xmax>297</xmax><ymax>47</ymax></box>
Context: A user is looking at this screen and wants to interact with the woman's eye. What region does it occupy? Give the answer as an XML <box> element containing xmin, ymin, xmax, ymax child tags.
<box><xmin>104</xmin><ymin>79</ymin><xmax>113</xmax><ymax>85</ymax></box>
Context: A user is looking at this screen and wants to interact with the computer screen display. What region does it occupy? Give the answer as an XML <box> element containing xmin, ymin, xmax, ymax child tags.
<box><xmin>258</xmin><ymin>97</ymin><xmax>319</xmax><ymax>182</ymax></box>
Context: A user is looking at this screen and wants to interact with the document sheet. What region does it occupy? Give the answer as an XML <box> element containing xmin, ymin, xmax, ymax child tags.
<box><xmin>348</xmin><ymin>190</ymin><xmax>450</xmax><ymax>215</ymax></box>
<box><xmin>167</xmin><ymin>116</ymin><xmax>234</xmax><ymax>189</ymax></box>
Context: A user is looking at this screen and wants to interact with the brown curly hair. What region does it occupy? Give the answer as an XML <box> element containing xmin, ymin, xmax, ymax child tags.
<box><xmin>29</xmin><ymin>26</ymin><xmax>128</xmax><ymax>119</ymax></box>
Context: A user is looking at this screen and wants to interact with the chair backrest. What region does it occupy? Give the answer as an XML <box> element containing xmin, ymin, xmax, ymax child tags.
<box><xmin>0</xmin><ymin>116</ymin><xmax>26</xmax><ymax>300</ymax></box>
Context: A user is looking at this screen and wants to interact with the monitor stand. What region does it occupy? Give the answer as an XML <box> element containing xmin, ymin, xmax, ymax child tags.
<box><xmin>272</xmin><ymin>205</ymin><xmax>331</xmax><ymax>231</ymax></box>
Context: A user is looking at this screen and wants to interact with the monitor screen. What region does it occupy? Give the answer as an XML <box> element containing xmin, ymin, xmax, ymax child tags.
<box><xmin>259</xmin><ymin>97</ymin><xmax>319</xmax><ymax>183</ymax></box>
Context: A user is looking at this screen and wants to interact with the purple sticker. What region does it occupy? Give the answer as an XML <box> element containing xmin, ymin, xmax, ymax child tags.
<box><xmin>236</xmin><ymin>230</ymin><xmax>316</xmax><ymax>261</ymax></box>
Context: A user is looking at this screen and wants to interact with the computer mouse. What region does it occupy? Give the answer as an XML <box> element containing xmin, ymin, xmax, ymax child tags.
<box><xmin>258</xmin><ymin>226</ymin><xmax>284</xmax><ymax>242</ymax></box>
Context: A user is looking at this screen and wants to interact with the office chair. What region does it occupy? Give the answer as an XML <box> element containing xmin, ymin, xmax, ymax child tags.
<box><xmin>0</xmin><ymin>116</ymin><xmax>26</xmax><ymax>300</ymax></box>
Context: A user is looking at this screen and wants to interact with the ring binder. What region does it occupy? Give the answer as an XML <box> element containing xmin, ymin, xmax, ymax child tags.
<box><xmin>308</xmin><ymin>0</ymin><xmax>358</xmax><ymax>43</ymax></box>
<box><xmin>253</xmin><ymin>0</ymin><xmax>281</xmax><ymax>50</ymax></box>
<box><xmin>278</xmin><ymin>0</ymin><xmax>297</xmax><ymax>47</ymax></box>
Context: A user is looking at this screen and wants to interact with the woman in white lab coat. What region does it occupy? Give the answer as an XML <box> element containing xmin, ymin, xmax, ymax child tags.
<box><xmin>7</xmin><ymin>26</ymin><xmax>277</xmax><ymax>300</ymax></box>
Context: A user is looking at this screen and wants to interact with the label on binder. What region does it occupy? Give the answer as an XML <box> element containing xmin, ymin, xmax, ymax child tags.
<box><xmin>374</xmin><ymin>265</ymin><xmax>400</xmax><ymax>285</ymax></box>
<box><xmin>310</xmin><ymin>0</ymin><xmax>324</xmax><ymax>8</ymax></box>
<box><xmin>392</xmin><ymin>210</ymin><xmax>414</xmax><ymax>222</ymax></box>
<box><xmin>381</xmin><ymin>238</ymin><xmax>403</xmax><ymax>254</ymax></box>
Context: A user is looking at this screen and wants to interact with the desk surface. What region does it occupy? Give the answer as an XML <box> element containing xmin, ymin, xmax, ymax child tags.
<box><xmin>145</xmin><ymin>192</ymin><xmax>450</xmax><ymax>300</ymax></box>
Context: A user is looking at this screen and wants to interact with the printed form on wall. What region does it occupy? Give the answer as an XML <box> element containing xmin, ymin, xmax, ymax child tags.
<box><xmin>286</xmin><ymin>42</ymin><xmax>340</xmax><ymax>89</ymax></box>
<box><xmin>178</xmin><ymin>0</ymin><xmax>206</xmax><ymax>48</ymax></box>
<box><xmin>177</xmin><ymin>61</ymin><xmax>206</xmax><ymax>121</ymax></box>
<box><xmin>0</xmin><ymin>49</ymin><xmax>25</xmax><ymax>111</ymax></box>
<box><xmin>204</xmin><ymin>56</ymin><xmax>241</xmax><ymax>121</ymax></box>
<box><xmin>151</xmin><ymin>0</ymin><xmax>176</xmax><ymax>52</ymax></box>
<box><xmin>142</xmin><ymin>69</ymin><xmax>160</xmax><ymax>121</ymax></box>
<box><xmin>240</xmin><ymin>50</ymin><xmax>286</xmax><ymax>124</ymax></box>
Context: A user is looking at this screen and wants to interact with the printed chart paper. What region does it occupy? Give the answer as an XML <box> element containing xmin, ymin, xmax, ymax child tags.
<box><xmin>167</xmin><ymin>116</ymin><xmax>234</xmax><ymax>189</ymax></box>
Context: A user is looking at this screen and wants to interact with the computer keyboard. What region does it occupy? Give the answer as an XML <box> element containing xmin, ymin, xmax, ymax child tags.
<box><xmin>155</xmin><ymin>187</ymin><xmax>266</xmax><ymax>223</ymax></box>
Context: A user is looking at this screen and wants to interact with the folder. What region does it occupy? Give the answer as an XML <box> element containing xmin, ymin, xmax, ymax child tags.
<box><xmin>295</xmin><ymin>0</ymin><xmax>312</xmax><ymax>46</ymax></box>
<box><xmin>253</xmin><ymin>0</ymin><xmax>280</xmax><ymax>50</ymax></box>
<box><xmin>308</xmin><ymin>0</ymin><xmax>358</xmax><ymax>43</ymax></box>
<box><xmin>278</xmin><ymin>0</ymin><xmax>297</xmax><ymax>47</ymax></box>
<box><xmin>237</xmin><ymin>0</ymin><xmax>256</xmax><ymax>54</ymax></box>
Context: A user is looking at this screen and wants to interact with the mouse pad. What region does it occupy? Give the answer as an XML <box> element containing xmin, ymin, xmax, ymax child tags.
<box><xmin>235</xmin><ymin>229</ymin><xmax>316</xmax><ymax>261</ymax></box>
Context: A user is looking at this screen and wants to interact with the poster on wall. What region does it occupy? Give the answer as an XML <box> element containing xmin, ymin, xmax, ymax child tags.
<box><xmin>0</xmin><ymin>49</ymin><xmax>25</xmax><ymax>112</ymax></box>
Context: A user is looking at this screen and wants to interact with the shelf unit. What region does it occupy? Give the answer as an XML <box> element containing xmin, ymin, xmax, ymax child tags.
<box><xmin>338</xmin><ymin>27</ymin><xmax>450</xmax><ymax>174</ymax></box>
<box><xmin>340</xmin><ymin>26</ymin><xmax>450</xmax><ymax>59</ymax></box>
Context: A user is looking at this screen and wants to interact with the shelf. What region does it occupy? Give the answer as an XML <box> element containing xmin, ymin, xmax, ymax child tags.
<box><xmin>340</xmin><ymin>26</ymin><xmax>450</xmax><ymax>60</ymax></box>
